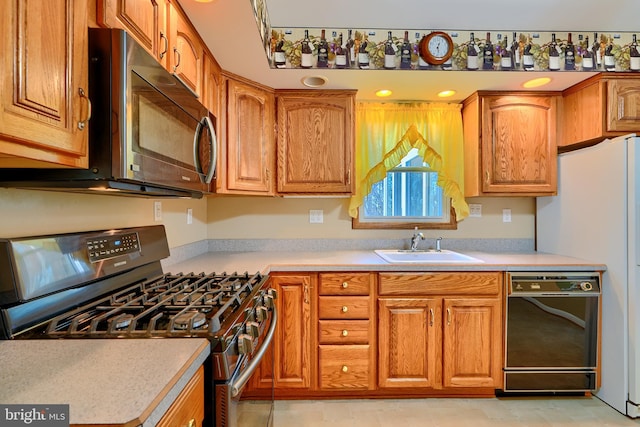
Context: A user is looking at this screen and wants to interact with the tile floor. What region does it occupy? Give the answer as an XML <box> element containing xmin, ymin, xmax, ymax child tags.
<box><xmin>272</xmin><ymin>397</ymin><xmax>640</xmax><ymax>427</ymax></box>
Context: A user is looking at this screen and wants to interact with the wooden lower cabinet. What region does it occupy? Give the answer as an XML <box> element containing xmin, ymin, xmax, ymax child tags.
<box><xmin>245</xmin><ymin>271</ymin><xmax>503</xmax><ymax>399</ymax></box>
<box><xmin>156</xmin><ymin>366</ymin><xmax>205</xmax><ymax>427</ymax></box>
<box><xmin>378</xmin><ymin>272</ymin><xmax>503</xmax><ymax>391</ymax></box>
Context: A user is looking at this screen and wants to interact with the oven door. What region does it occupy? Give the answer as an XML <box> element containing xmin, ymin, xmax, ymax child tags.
<box><xmin>504</xmin><ymin>294</ymin><xmax>600</xmax><ymax>391</ymax></box>
<box><xmin>216</xmin><ymin>307</ymin><xmax>276</xmax><ymax>427</ymax></box>
<box><xmin>125</xmin><ymin>70</ymin><xmax>216</xmax><ymax>193</ymax></box>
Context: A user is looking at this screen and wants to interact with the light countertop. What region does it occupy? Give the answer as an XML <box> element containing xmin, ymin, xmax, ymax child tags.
<box><xmin>0</xmin><ymin>338</ymin><xmax>210</xmax><ymax>426</ymax></box>
<box><xmin>165</xmin><ymin>250</ymin><xmax>606</xmax><ymax>275</ymax></box>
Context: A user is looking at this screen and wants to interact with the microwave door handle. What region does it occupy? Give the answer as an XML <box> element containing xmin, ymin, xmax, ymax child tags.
<box><xmin>203</xmin><ymin>116</ymin><xmax>216</xmax><ymax>184</ymax></box>
<box><xmin>193</xmin><ymin>116</ymin><xmax>217</xmax><ymax>184</ymax></box>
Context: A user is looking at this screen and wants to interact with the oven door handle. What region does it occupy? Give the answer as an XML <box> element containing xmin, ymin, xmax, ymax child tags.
<box><xmin>230</xmin><ymin>306</ymin><xmax>278</xmax><ymax>398</ymax></box>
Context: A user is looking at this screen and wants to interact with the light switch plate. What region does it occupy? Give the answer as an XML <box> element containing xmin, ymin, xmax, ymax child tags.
<box><xmin>187</xmin><ymin>208</ymin><xmax>193</xmax><ymax>225</ymax></box>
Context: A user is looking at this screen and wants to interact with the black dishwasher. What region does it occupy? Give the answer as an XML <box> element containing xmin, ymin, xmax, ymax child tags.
<box><xmin>503</xmin><ymin>272</ymin><xmax>600</xmax><ymax>393</ymax></box>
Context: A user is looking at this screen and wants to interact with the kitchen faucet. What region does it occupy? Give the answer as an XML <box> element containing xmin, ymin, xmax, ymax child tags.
<box><xmin>410</xmin><ymin>227</ymin><xmax>425</xmax><ymax>251</ymax></box>
<box><xmin>435</xmin><ymin>237</ymin><xmax>442</xmax><ymax>252</ymax></box>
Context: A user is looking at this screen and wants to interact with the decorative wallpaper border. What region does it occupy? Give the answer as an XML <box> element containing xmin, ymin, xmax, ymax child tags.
<box><xmin>266</xmin><ymin>27</ymin><xmax>640</xmax><ymax>72</ymax></box>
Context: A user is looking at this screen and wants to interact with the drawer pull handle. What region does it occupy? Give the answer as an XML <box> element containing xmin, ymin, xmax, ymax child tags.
<box><xmin>341</xmin><ymin>306</ymin><xmax>348</xmax><ymax>313</ymax></box>
<box><xmin>342</xmin><ymin>365</ymin><xmax>349</xmax><ymax>373</ymax></box>
<box><xmin>187</xmin><ymin>419</ymin><xmax>196</xmax><ymax>427</ymax></box>
<box><xmin>342</xmin><ymin>282</ymin><xmax>348</xmax><ymax>289</ymax></box>
<box><xmin>342</xmin><ymin>329</ymin><xmax>348</xmax><ymax>337</ymax></box>
<box><xmin>447</xmin><ymin>307</ymin><xmax>452</xmax><ymax>326</ymax></box>
<box><xmin>429</xmin><ymin>308</ymin><xmax>434</xmax><ymax>327</ymax></box>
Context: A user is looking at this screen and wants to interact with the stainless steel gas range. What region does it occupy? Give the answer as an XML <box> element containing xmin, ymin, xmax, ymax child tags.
<box><xmin>0</xmin><ymin>225</ymin><xmax>276</xmax><ymax>427</ymax></box>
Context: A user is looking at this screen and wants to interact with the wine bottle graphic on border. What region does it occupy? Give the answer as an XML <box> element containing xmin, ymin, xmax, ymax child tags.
<box><xmin>523</xmin><ymin>35</ymin><xmax>535</xmax><ymax>71</ymax></box>
<box><xmin>582</xmin><ymin>35</ymin><xmax>594</xmax><ymax>71</ymax></box>
<box><xmin>335</xmin><ymin>33</ymin><xmax>347</xmax><ymax>69</ymax></box>
<box><xmin>384</xmin><ymin>31</ymin><xmax>396</xmax><ymax>69</ymax></box>
<box><xmin>564</xmin><ymin>33</ymin><xmax>575</xmax><ymax>71</ymax></box>
<box><xmin>511</xmin><ymin>32</ymin><xmax>521</xmax><ymax>69</ymax></box>
<box><xmin>274</xmin><ymin>33</ymin><xmax>286</xmax><ymax>69</ymax></box>
<box><xmin>482</xmin><ymin>32</ymin><xmax>494</xmax><ymax>70</ymax></box>
<box><xmin>500</xmin><ymin>35</ymin><xmax>513</xmax><ymax>71</ymax></box>
<box><xmin>317</xmin><ymin>29</ymin><xmax>329</xmax><ymax>68</ymax></box>
<box><xmin>630</xmin><ymin>34</ymin><xmax>640</xmax><ymax>72</ymax></box>
<box><xmin>300</xmin><ymin>29</ymin><xmax>313</xmax><ymax>69</ymax></box>
<box><xmin>548</xmin><ymin>33</ymin><xmax>560</xmax><ymax>71</ymax></box>
<box><xmin>466</xmin><ymin>32</ymin><xmax>479</xmax><ymax>70</ymax></box>
<box><xmin>358</xmin><ymin>34</ymin><xmax>370</xmax><ymax>69</ymax></box>
<box><xmin>400</xmin><ymin>31</ymin><xmax>412</xmax><ymax>69</ymax></box>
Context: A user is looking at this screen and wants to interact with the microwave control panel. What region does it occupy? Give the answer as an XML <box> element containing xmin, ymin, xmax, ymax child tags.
<box><xmin>86</xmin><ymin>232</ymin><xmax>140</xmax><ymax>262</ymax></box>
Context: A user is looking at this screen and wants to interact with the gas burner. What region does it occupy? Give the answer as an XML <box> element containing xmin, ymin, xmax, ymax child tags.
<box><xmin>111</xmin><ymin>314</ymin><xmax>134</xmax><ymax>330</ymax></box>
<box><xmin>174</xmin><ymin>311</ymin><xmax>207</xmax><ymax>330</ymax></box>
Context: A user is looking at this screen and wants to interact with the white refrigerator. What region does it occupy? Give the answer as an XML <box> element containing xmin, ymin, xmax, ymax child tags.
<box><xmin>536</xmin><ymin>134</ymin><xmax>640</xmax><ymax>417</ymax></box>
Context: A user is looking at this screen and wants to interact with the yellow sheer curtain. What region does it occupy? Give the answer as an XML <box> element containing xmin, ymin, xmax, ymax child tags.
<box><xmin>348</xmin><ymin>102</ymin><xmax>469</xmax><ymax>221</ymax></box>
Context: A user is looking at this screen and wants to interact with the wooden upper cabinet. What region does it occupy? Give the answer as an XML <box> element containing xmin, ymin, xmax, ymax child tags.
<box><xmin>276</xmin><ymin>90</ymin><xmax>356</xmax><ymax>195</ymax></box>
<box><xmin>0</xmin><ymin>0</ymin><xmax>89</xmax><ymax>168</ymax></box>
<box><xmin>219</xmin><ymin>75</ymin><xmax>275</xmax><ymax>195</ymax></box>
<box><xmin>203</xmin><ymin>52</ymin><xmax>222</xmax><ymax>120</ymax></box>
<box><xmin>462</xmin><ymin>92</ymin><xmax>558</xmax><ymax>196</ymax></box>
<box><xmin>168</xmin><ymin>4</ymin><xmax>203</xmax><ymax>98</ymax></box>
<box><xmin>96</xmin><ymin>0</ymin><xmax>169</xmax><ymax>68</ymax></box>
<box><xmin>561</xmin><ymin>73</ymin><xmax>640</xmax><ymax>148</ymax></box>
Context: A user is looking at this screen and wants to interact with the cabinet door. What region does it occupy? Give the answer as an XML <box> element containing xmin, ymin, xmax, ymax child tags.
<box><xmin>277</xmin><ymin>91</ymin><xmax>355</xmax><ymax>194</ymax></box>
<box><xmin>442</xmin><ymin>298</ymin><xmax>502</xmax><ymax>388</ymax></box>
<box><xmin>203</xmin><ymin>52</ymin><xmax>222</xmax><ymax>119</ymax></box>
<box><xmin>156</xmin><ymin>366</ymin><xmax>205</xmax><ymax>427</ymax></box>
<box><xmin>378</xmin><ymin>298</ymin><xmax>441</xmax><ymax>389</ymax></box>
<box><xmin>270</xmin><ymin>274</ymin><xmax>314</xmax><ymax>390</ymax></box>
<box><xmin>607</xmin><ymin>79</ymin><xmax>640</xmax><ymax>132</ymax></box>
<box><xmin>481</xmin><ymin>95</ymin><xmax>557</xmax><ymax>194</ymax></box>
<box><xmin>0</xmin><ymin>0</ymin><xmax>89</xmax><ymax>168</ymax></box>
<box><xmin>96</xmin><ymin>0</ymin><xmax>169</xmax><ymax>68</ymax></box>
<box><xmin>222</xmin><ymin>78</ymin><xmax>275</xmax><ymax>194</ymax></box>
<box><xmin>168</xmin><ymin>4</ymin><xmax>203</xmax><ymax>97</ymax></box>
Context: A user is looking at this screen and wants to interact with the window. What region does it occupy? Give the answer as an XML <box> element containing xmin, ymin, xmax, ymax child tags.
<box><xmin>353</xmin><ymin>148</ymin><xmax>455</xmax><ymax>229</ymax></box>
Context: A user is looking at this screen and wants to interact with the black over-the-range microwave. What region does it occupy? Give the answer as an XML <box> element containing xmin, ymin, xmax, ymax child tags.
<box><xmin>0</xmin><ymin>28</ymin><xmax>217</xmax><ymax>198</ymax></box>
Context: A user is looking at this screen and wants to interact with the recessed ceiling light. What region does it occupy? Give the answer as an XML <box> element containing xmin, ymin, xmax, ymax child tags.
<box><xmin>301</xmin><ymin>75</ymin><xmax>328</xmax><ymax>88</ymax></box>
<box><xmin>376</xmin><ymin>89</ymin><xmax>392</xmax><ymax>97</ymax></box>
<box><xmin>437</xmin><ymin>90</ymin><xmax>456</xmax><ymax>98</ymax></box>
<box><xmin>523</xmin><ymin>77</ymin><xmax>552</xmax><ymax>88</ymax></box>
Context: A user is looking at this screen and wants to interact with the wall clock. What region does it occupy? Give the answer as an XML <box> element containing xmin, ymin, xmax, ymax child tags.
<box><xmin>419</xmin><ymin>31</ymin><xmax>454</xmax><ymax>65</ymax></box>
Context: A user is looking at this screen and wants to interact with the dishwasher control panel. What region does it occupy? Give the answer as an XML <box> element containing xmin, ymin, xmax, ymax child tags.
<box><xmin>508</xmin><ymin>273</ymin><xmax>600</xmax><ymax>294</ymax></box>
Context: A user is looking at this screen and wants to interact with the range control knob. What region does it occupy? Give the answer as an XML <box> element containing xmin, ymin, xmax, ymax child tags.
<box><xmin>237</xmin><ymin>334</ymin><xmax>254</xmax><ymax>354</ymax></box>
<box><xmin>246</xmin><ymin>321</ymin><xmax>260</xmax><ymax>338</ymax></box>
<box><xmin>579</xmin><ymin>281</ymin><xmax>593</xmax><ymax>291</ymax></box>
<box><xmin>256</xmin><ymin>306</ymin><xmax>269</xmax><ymax>322</ymax></box>
<box><xmin>264</xmin><ymin>294</ymin><xmax>275</xmax><ymax>309</ymax></box>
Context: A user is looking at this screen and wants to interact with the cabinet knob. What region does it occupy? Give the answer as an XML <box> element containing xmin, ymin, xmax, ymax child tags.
<box><xmin>342</xmin><ymin>365</ymin><xmax>349</xmax><ymax>373</ymax></box>
<box><xmin>342</xmin><ymin>282</ymin><xmax>349</xmax><ymax>289</ymax></box>
<box><xmin>341</xmin><ymin>306</ymin><xmax>348</xmax><ymax>313</ymax></box>
<box><xmin>342</xmin><ymin>329</ymin><xmax>348</xmax><ymax>337</ymax></box>
<box><xmin>187</xmin><ymin>419</ymin><xmax>196</xmax><ymax>427</ymax></box>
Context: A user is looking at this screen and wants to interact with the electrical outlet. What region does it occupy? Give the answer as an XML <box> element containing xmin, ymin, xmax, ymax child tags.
<box><xmin>469</xmin><ymin>204</ymin><xmax>482</xmax><ymax>218</ymax></box>
<box><xmin>309</xmin><ymin>209</ymin><xmax>323</xmax><ymax>224</ymax></box>
<box><xmin>502</xmin><ymin>208</ymin><xmax>512</xmax><ymax>223</ymax></box>
<box><xmin>187</xmin><ymin>208</ymin><xmax>193</xmax><ymax>225</ymax></box>
<box><xmin>154</xmin><ymin>201</ymin><xmax>162</xmax><ymax>222</ymax></box>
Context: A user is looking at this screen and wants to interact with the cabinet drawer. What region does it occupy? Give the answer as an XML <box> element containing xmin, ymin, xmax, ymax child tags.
<box><xmin>379</xmin><ymin>272</ymin><xmax>502</xmax><ymax>296</ymax></box>
<box><xmin>318</xmin><ymin>320</ymin><xmax>370</xmax><ymax>344</ymax></box>
<box><xmin>319</xmin><ymin>345</ymin><xmax>372</xmax><ymax>390</ymax></box>
<box><xmin>318</xmin><ymin>296</ymin><xmax>370</xmax><ymax>319</ymax></box>
<box><xmin>319</xmin><ymin>273</ymin><xmax>372</xmax><ymax>296</ymax></box>
<box><xmin>156</xmin><ymin>365</ymin><xmax>205</xmax><ymax>427</ymax></box>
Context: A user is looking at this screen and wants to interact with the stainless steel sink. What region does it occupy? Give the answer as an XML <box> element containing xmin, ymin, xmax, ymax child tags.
<box><xmin>374</xmin><ymin>249</ymin><xmax>484</xmax><ymax>264</ymax></box>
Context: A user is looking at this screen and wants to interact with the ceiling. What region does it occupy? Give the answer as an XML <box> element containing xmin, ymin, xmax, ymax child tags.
<box><xmin>181</xmin><ymin>0</ymin><xmax>640</xmax><ymax>102</ymax></box>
